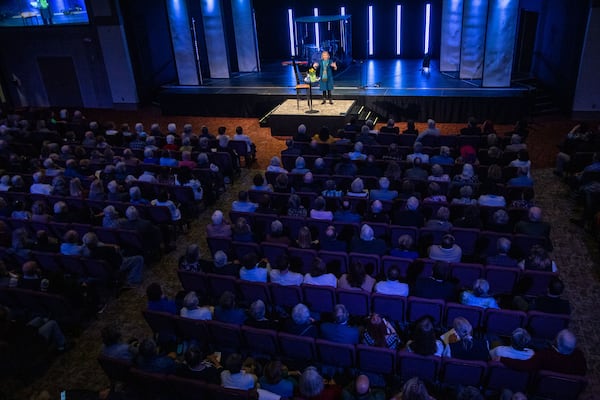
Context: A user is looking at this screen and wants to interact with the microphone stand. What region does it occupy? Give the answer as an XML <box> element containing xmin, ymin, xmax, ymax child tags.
<box><xmin>191</xmin><ymin>17</ymin><xmax>204</xmax><ymax>85</ymax></box>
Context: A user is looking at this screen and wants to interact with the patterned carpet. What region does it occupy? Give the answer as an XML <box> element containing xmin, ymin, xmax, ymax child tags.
<box><xmin>4</xmin><ymin>110</ymin><xmax>600</xmax><ymax>400</ymax></box>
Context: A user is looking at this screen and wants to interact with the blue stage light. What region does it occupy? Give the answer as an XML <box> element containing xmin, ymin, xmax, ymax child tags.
<box><xmin>340</xmin><ymin>6</ymin><xmax>346</xmax><ymax>16</ymax></box>
<box><xmin>368</xmin><ymin>5</ymin><xmax>374</xmax><ymax>56</ymax></box>
<box><xmin>424</xmin><ymin>3</ymin><xmax>431</xmax><ymax>55</ymax></box>
<box><xmin>396</xmin><ymin>5</ymin><xmax>402</xmax><ymax>56</ymax></box>
<box><xmin>314</xmin><ymin>8</ymin><xmax>320</xmax><ymax>50</ymax></box>
<box><xmin>288</xmin><ymin>9</ymin><xmax>295</xmax><ymax>57</ymax></box>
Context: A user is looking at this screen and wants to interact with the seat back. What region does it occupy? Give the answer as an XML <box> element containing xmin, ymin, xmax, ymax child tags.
<box><xmin>301</xmin><ymin>284</ymin><xmax>336</xmax><ymax>314</ymax></box>
<box><xmin>269</xmin><ymin>283</ymin><xmax>303</xmax><ymax>309</ymax></box>
<box><xmin>142</xmin><ymin>309</ymin><xmax>178</xmax><ymax>338</ymax></box>
<box><xmin>356</xmin><ymin>344</ymin><xmax>396</xmax><ymax>375</ymax></box>
<box><xmin>440</xmin><ymin>358</ymin><xmax>487</xmax><ymax>388</ymax></box>
<box><xmin>526</xmin><ymin>311</ymin><xmax>570</xmax><ymax>340</ymax></box>
<box><xmin>407</xmin><ymin>296</ymin><xmax>445</xmax><ymax>325</ymax></box>
<box><xmin>169</xmin><ymin>375</ymin><xmax>211</xmax><ymax>400</ymax></box>
<box><xmin>241</xmin><ymin>326</ymin><xmax>279</xmax><ymax>357</ymax></box>
<box><xmin>177</xmin><ymin>270</ymin><xmax>208</xmax><ymax>295</ymax></box>
<box><xmin>173</xmin><ymin>316</ymin><xmax>208</xmax><ymax>346</ymax></box>
<box><xmin>449</xmin><ymin>263</ymin><xmax>484</xmax><ymax>290</ymax></box>
<box><xmin>381</xmin><ymin>256</ymin><xmax>413</xmax><ymax>279</ymax></box>
<box><xmin>205</xmin><ymin>320</ymin><xmax>243</xmax><ymax>352</ymax></box>
<box><xmin>518</xmin><ymin>270</ymin><xmax>557</xmax><ymax>297</ymax></box>
<box><xmin>206</xmin><ymin>236</ymin><xmax>232</xmax><ymax>257</ymax></box>
<box><xmin>337</xmin><ymin>288</ymin><xmax>371</xmax><ymax>317</ymax></box>
<box><xmin>484</xmin><ymin>266</ymin><xmax>519</xmax><ymax>295</ymax></box>
<box><xmin>316</xmin><ymin>339</ymin><xmax>356</xmax><ymax>368</ymax></box>
<box><xmin>278</xmin><ymin>332</ymin><xmax>317</xmax><ymax>363</ymax></box>
<box><xmin>444</xmin><ymin>302</ymin><xmax>484</xmax><ymax>331</ymax></box>
<box><xmin>484</xmin><ymin>309</ymin><xmax>527</xmax><ymax>338</ymax></box>
<box><xmin>97</xmin><ymin>355</ymin><xmax>132</xmax><ymax>390</ymax></box>
<box><xmin>261</xmin><ymin>242</ymin><xmax>288</xmax><ymax>264</ymax></box>
<box><xmin>531</xmin><ymin>370</ymin><xmax>587</xmax><ymax>400</ymax></box>
<box><xmin>319</xmin><ymin>250</ymin><xmax>349</xmax><ymax>276</ymax></box>
<box><xmin>349</xmin><ymin>253</ymin><xmax>381</xmax><ymax>278</ymax></box>
<box><xmin>397</xmin><ymin>351</ymin><xmax>441</xmax><ymax>384</ymax></box>
<box><xmin>371</xmin><ymin>293</ymin><xmax>406</xmax><ymax>324</ymax></box>
<box><xmin>486</xmin><ymin>361</ymin><xmax>531</xmax><ymax>394</ymax></box>
<box><xmin>205</xmin><ymin>273</ymin><xmax>237</xmax><ymax>300</ymax></box>
<box><xmin>238</xmin><ymin>280</ymin><xmax>271</xmax><ymax>304</ymax></box>
<box><xmin>288</xmin><ymin>248</ymin><xmax>318</xmax><ymax>274</ymax></box>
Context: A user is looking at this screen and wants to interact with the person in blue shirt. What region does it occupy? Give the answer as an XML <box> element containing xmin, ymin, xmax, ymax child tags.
<box><xmin>508</xmin><ymin>167</ymin><xmax>534</xmax><ymax>187</ymax></box>
<box><xmin>231</xmin><ymin>191</ymin><xmax>258</xmax><ymax>212</ymax></box>
<box><xmin>313</xmin><ymin>51</ymin><xmax>337</xmax><ymax>104</ymax></box>
<box><xmin>214</xmin><ymin>291</ymin><xmax>247</xmax><ymax>325</ymax></box>
<box><xmin>146</xmin><ymin>282</ymin><xmax>178</xmax><ymax>314</ymax></box>
<box><xmin>101</xmin><ymin>325</ymin><xmax>135</xmax><ymax>361</ymax></box>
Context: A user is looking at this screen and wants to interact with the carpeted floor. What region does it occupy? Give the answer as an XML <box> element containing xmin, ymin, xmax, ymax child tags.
<box><xmin>4</xmin><ymin>108</ymin><xmax>600</xmax><ymax>400</ymax></box>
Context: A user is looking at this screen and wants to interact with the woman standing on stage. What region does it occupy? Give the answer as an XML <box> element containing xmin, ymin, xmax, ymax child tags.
<box><xmin>313</xmin><ymin>51</ymin><xmax>337</xmax><ymax>105</ymax></box>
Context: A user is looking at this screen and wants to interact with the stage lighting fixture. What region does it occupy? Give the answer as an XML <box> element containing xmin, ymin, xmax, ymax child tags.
<box><xmin>314</xmin><ymin>7</ymin><xmax>320</xmax><ymax>51</ymax></box>
<box><xmin>287</xmin><ymin>9</ymin><xmax>295</xmax><ymax>56</ymax></box>
<box><xmin>340</xmin><ymin>6</ymin><xmax>346</xmax><ymax>16</ymax></box>
<box><xmin>422</xmin><ymin>53</ymin><xmax>431</xmax><ymax>74</ymax></box>
<box><xmin>396</xmin><ymin>5</ymin><xmax>402</xmax><ymax>56</ymax></box>
<box><xmin>368</xmin><ymin>5</ymin><xmax>373</xmax><ymax>56</ymax></box>
<box><xmin>424</xmin><ymin>3</ymin><xmax>431</xmax><ymax>55</ymax></box>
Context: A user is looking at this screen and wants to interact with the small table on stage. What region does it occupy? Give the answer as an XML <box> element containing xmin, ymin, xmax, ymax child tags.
<box><xmin>20</xmin><ymin>11</ymin><xmax>40</xmax><ymax>26</ymax></box>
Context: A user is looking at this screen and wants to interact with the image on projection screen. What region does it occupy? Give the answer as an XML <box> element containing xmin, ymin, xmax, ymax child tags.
<box><xmin>0</xmin><ymin>0</ymin><xmax>88</xmax><ymax>27</ymax></box>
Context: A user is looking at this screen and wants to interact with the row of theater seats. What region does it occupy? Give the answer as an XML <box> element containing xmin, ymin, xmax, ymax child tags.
<box><xmin>176</xmin><ymin>271</ymin><xmax>567</xmax><ymax>340</ymax></box>
<box><xmin>138</xmin><ymin>309</ymin><xmax>584</xmax><ymax>400</ymax></box>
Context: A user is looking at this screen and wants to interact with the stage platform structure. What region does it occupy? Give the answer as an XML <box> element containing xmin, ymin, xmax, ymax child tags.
<box><xmin>158</xmin><ymin>59</ymin><xmax>534</xmax><ymax>124</ymax></box>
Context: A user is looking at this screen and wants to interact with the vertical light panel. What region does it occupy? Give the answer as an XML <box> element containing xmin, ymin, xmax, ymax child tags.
<box><xmin>340</xmin><ymin>6</ymin><xmax>346</xmax><ymax>16</ymax></box>
<box><xmin>287</xmin><ymin>9</ymin><xmax>295</xmax><ymax>57</ymax></box>
<box><xmin>396</xmin><ymin>5</ymin><xmax>402</xmax><ymax>56</ymax></box>
<box><xmin>459</xmin><ymin>0</ymin><xmax>489</xmax><ymax>80</ymax></box>
<box><xmin>166</xmin><ymin>0</ymin><xmax>199</xmax><ymax>84</ymax></box>
<box><xmin>424</xmin><ymin>3</ymin><xmax>431</xmax><ymax>54</ymax></box>
<box><xmin>200</xmin><ymin>0</ymin><xmax>230</xmax><ymax>78</ymax></box>
<box><xmin>231</xmin><ymin>0</ymin><xmax>259</xmax><ymax>72</ymax></box>
<box><xmin>314</xmin><ymin>8</ymin><xmax>320</xmax><ymax>49</ymax></box>
<box><xmin>440</xmin><ymin>0</ymin><xmax>464</xmax><ymax>72</ymax></box>
<box><xmin>483</xmin><ymin>0</ymin><xmax>519</xmax><ymax>87</ymax></box>
<box><xmin>368</xmin><ymin>5</ymin><xmax>374</xmax><ymax>56</ymax></box>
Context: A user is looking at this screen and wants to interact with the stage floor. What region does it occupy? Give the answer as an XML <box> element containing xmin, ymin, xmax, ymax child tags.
<box><xmin>271</xmin><ymin>99</ymin><xmax>355</xmax><ymax>117</ymax></box>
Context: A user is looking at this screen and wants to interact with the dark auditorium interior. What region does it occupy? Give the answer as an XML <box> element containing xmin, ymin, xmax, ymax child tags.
<box><xmin>0</xmin><ymin>0</ymin><xmax>599</xmax><ymax>399</ymax></box>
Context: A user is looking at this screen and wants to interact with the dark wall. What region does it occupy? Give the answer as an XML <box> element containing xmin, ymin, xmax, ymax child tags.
<box><xmin>520</xmin><ymin>0</ymin><xmax>589</xmax><ymax>109</ymax></box>
<box><xmin>253</xmin><ymin>0</ymin><xmax>442</xmax><ymax>60</ymax></box>
<box><xmin>119</xmin><ymin>0</ymin><xmax>177</xmax><ymax>103</ymax></box>
<box><xmin>0</xmin><ymin>25</ymin><xmax>113</xmax><ymax>108</ymax></box>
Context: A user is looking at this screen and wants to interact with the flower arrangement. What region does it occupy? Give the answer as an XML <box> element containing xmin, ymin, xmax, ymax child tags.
<box><xmin>306</xmin><ymin>67</ymin><xmax>319</xmax><ymax>83</ymax></box>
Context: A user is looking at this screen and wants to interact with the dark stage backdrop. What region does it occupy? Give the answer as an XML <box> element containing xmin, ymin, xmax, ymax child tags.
<box><xmin>253</xmin><ymin>0</ymin><xmax>442</xmax><ymax>61</ymax></box>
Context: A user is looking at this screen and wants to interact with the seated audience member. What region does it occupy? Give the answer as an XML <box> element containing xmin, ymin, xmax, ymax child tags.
<box><xmin>60</xmin><ymin>230</ymin><xmax>83</xmax><ymax>256</ymax></box>
<box><xmin>281</xmin><ymin>139</ymin><xmax>300</xmax><ymax>157</ymax></box>
<box><xmin>453</xmin><ymin>205</ymin><xmax>483</xmax><ymax>229</ymax></box>
<box><xmin>518</xmin><ymin>244</ymin><xmax>558</xmax><ymax>272</ymax></box>
<box><xmin>456</xmin><ymin>144</ymin><xmax>479</xmax><ymax>165</ymax></box>
<box><xmin>180</xmin><ymin>291</ymin><xmax>212</xmax><ymax>320</ymax></box>
<box><xmin>413</xmin><ymin>261</ymin><xmax>458</xmax><ymax>301</ymax></box>
<box><xmin>359</xmin><ymin>154</ymin><xmax>383</xmax><ymax>177</ymax></box>
<box><xmin>424</xmin><ymin>206</ymin><xmax>452</xmax><ymax>232</ymax></box>
<box><xmin>342</xmin><ymin>375</ymin><xmax>386</xmax><ymax>400</ymax></box>
<box><xmin>430</xmin><ymin>146</ymin><xmax>454</xmax><ymax>166</ymax></box>
<box><xmin>406</xmin><ymin>142</ymin><xmax>430</xmax><ymax>164</ymax></box>
<box><xmin>348</xmin><ymin>142</ymin><xmax>367</xmax><ymax>161</ymax></box>
<box><xmin>451</xmin><ymin>185</ymin><xmax>477</xmax><ymax>205</ymax></box>
<box><xmin>423</xmin><ymin>182</ymin><xmax>447</xmax><ymax>203</ymax></box>
<box><xmin>239</xmin><ymin>253</ymin><xmax>269</xmax><ymax>282</ymax></box>
<box><xmin>101</xmin><ymin>325</ymin><xmax>135</xmax><ymax>361</ymax></box>
<box><xmin>391</xmin><ymin>377</ymin><xmax>433</xmax><ymax>400</ymax></box>
<box><xmin>500</xmin><ymin>329</ymin><xmax>586</xmax><ymax>375</ymax></box>
<box><xmin>31</xmin><ymin>200</ymin><xmax>52</xmax><ymax>223</ymax></box>
<box><xmin>321</xmin><ymin>179</ymin><xmax>343</xmax><ymax>198</ymax></box>
<box><xmin>245</xmin><ymin>299</ymin><xmax>278</xmax><ymax>330</ymax></box>
<box><xmin>428</xmin><ymin>234</ymin><xmax>462</xmax><ymax>263</ymax></box>
<box><xmin>334</xmin><ymin>155</ymin><xmax>359</xmax><ymax>176</ymax></box>
<box><xmin>129</xmin><ymin>186</ymin><xmax>149</xmax><ymax>205</ymax></box>
<box><xmin>370</xmin><ymin>177</ymin><xmax>398</xmax><ymax>202</ymax></box>
<box><xmin>231</xmin><ymin>190</ymin><xmax>258</xmax><ymax>212</ymax></box>
<box><xmin>135</xmin><ymin>338</ymin><xmax>176</xmax><ymax>373</ymax></box>
<box><xmin>486</xmin><ymin>237</ymin><xmax>518</xmax><ymax>267</ymax></box>
<box><xmin>333</xmin><ymin>200</ymin><xmax>362</xmax><ymax>223</ymax></box>
<box><xmin>392</xmin><ymin>196</ymin><xmax>425</xmax><ymax>227</ymax></box>
<box><xmin>214</xmin><ymin>291</ymin><xmax>246</xmax><ymax>324</ymax></box>
<box><xmin>347</xmin><ymin>177</ymin><xmax>369</xmax><ymax>198</ymax></box>
<box><xmin>255</xmin><ymin>193</ymin><xmax>277</xmax><ymax>215</ymax></box>
<box><xmin>176</xmin><ymin>345</ymin><xmax>222</xmax><ymax>384</ymax></box>
<box><xmin>514</xmin><ymin>206</ymin><xmax>552</xmax><ymax>248</ymax></box>
<box><xmin>151</xmin><ymin>190</ymin><xmax>181</xmax><ymax>221</ymax></box>
<box><xmin>338</xmin><ymin>262</ymin><xmax>376</xmax><ymax>292</ymax></box>
<box><xmin>406</xmin><ymin>316</ymin><xmax>444</xmax><ymax>356</ymax></box>
<box><xmin>212</xmin><ymin>251</ymin><xmax>238</xmax><ymax>276</ymax></box>
<box><xmin>267</xmin><ymin>156</ymin><xmax>288</xmax><ymax>173</ymax></box>
<box><xmin>178</xmin><ymin>244</ymin><xmax>212</xmax><ymax>273</ymax></box>
<box><xmin>417</xmin><ymin>118</ymin><xmax>441</xmax><ymax>141</ymax></box>
<box><xmin>30</xmin><ymin>171</ymin><xmax>54</xmax><ymax>195</ymax></box>
<box><xmin>19</xmin><ymin>260</ymin><xmax>42</xmax><ymax>291</ymax></box>
<box><xmin>291</xmin><ymin>156</ymin><xmax>310</xmax><ymax>174</ymax></box>
<box><xmin>232</xmin><ymin>217</ymin><xmax>254</xmax><ymax>242</ymax></box>
<box><xmin>233</xmin><ymin>126</ymin><xmax>256</xmax><ymax>155</ymax></box>
<box><xmin>220</xmin><ymin>353</ymin><xmax>257</xmax><ymax>390</ymax></box>
<box><xmin>269</xmin><ymin>254</ymin><xmax>303</xmax><ymax>286</ymax></box>
<box><xmin>82</xmin><ymin>232</ymin><xmax>144</xmax><ymax>288</ymax></box>
<box><xmin>298</xmin><ymin>172</ymin><xmax>320</xmax><ymax>193</ymax></box>
<box><xmin>513</xmin><ymin>276</ymin><xmax>571</xmax><ymax>314</ymax></box>
<box><xmin>460</xmin><ymin>279</ymin><xmax>499</xmax><ymax>309</ymax></box>
<box><xmin>402</xmin><ymin>119</ymin><xmax>418</xmax><ymax>135</ymax></box>
<box><xmin>350</xmin><ymin>224</ymin><xmax>387</xmax><ymax>255</ymax></box>
<box><xmin>460</xmin><ymin>117</ymin><xmax>481</xmax><ymax>136</ymax></box>
<box><xmin>452</xmin><ymin>163</ymin><xmax>479</xmax><ymax>189</ymax></box>
<box><xmin>404</xmin><ymin>157</ymin><xmax>429</xmax><ymax>181</ymax></box>
<box><xmin>259</xmin><ymin>360</ymin><xmax>296</xmax><ymax>399</ymax></box>
<box><xmin>310</xmin><ymin>196</ymin><xmax>333</xmax><ymax>221</ymax></box>
<box><xmin>250</xmin><ymin>173</ymin><xmax>273</xmax><ymax>192</ymax></box>
<box><xmin>265</xmin><ymin>220</ymin><xmax>291</xmax><ymax>245</ymax></box>
<box><xmin>390</xmin><ymin>234</ymin><xmax>419</xmax><ymax>259</ymax></box>
<box><xmin>295</xmin><ymin>226</ymin><xmax>319</xmax><ymax>250</ymax></box>
<box><xmin>356</xmin><ymin>125</ymin><xmax>376</xmax><ymax>145</ymax></box>
<box><xmin>298</xmin><ymin>366</ymin><xmax>342</xmax><ymax>400</ymax></box>
<box><xmin>428</xmin><ymin>163</ymin><xmax>450</xmax><ymax>183</ymax></box>
<box><xmin>508</xmin><ymin>166</ymin><xmax>534</xmax><ymax>187</ymax></box>
<box><xmin>380</xmin><ymin>118</ymin><xmax>400</xmax><ymax>134</ymax></box>
<box><xmin>478</xmin><ymin>184</ymin><xmax>507</xmax><ymax>207</ymax></box>
<box><xmin>159</xmin><ymin>150</ymin><xmax>178</xmax><ymax>167</ymax></box>
<box><xmin>320</xmin><ymin>304</ymin><xmax>360</xmax><ymax>344</ymax></box>
<box><xmin>374</xmin><ymin>265</ymin><xmax>409</xmax><ymax>296</ymax></box>
<box><xmin>320</xmin><ymin>225</ymin><xmax>347</xmax><ymax>252</ymax></box>
<box><xmin>10</xmin><ymin>201</ymin><xmax>30</xmax><ymax>221</ymax></box>
<box><xmin>364</xmin><ymin>200</ymin><xmax>390</xmax><ymax>224</ymax></box>
<box><xmin>509</xmin><ymin>149</ymin><xmax>532</xmax><ymax>177</ymax></box>
<box><xmin>146</xmin><ymin>282</ymin><xmax>177</xmax><ymax>314</ymax></box>
<box><xmin>486</xmin><ymin>209</ymin><xmax>512</xmax><ymax>233</ymax></box>
<box><xmin>361</xmin><ymin>313</ymin><xmax>400</xmax><ymax>350</ymax></box>
<box><xmin>102</xmin><ymin>205</ymin><xmax>123</xmax><ymax>229</ymax></box>
<box><xmin>442</xmin><ymin>317</ymin><xmax>490</xmax><ymax>361</ymax></box>
<box><xmin>206</xmin><ymin>210</ymin><xmax>232</xmax><ymax>238</ymax></box>
<box><xmin>294</xmin><ymin>124</ymin><xmax>311</xmax><ymax>143</ymax></box>
<box><xmin>287</xmin><ymin>194</ymin><xmax>308</xmax><ymax>217</ymax></box>
<box><xmin>284</xmin><ymin>303</ymin><xmax>318</xmax><ymax>337</ymax></box>
<box><xmin>490</xmin><ymin>328</ymin><xmax>534</xmax><ymax>361</ymax></box>
<box><xmin>304</xmin><ymin>257</ymin><xmax>337</xmax><ymax>287</ymax></box>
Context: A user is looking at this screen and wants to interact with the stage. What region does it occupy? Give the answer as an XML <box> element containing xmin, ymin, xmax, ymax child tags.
<box><xmin>268</xmin><ymin>99</ymin><xmax>356</xmax><ymax>136</ymax></box>
<box><xmin>158</xmin><ymin>59</ymin><xmax>534</xmax><ymax>124</ymax></box>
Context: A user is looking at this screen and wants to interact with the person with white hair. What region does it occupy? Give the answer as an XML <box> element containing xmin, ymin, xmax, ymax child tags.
<box><xmin>0</xmin><ymin>175</ymin><xmax>11</xmax><ymax>192</ymax></box>
<box><xmin>431</xmin><ymin>146</ymin><xmax>455</xmax><ymax>165</ymax></box>
<box><xmin>370</xmin><ymin>177</ymin><xmax>398</xmax><ymax>201</ymax></box>
<box><xmin>392</xmin><ymin>196</ymin><xmax>425</xmax><ymax>227</ymax></box>
<box><xmin>348</xmin><ymin>141</ymin><xmax>367</xmax><ymax>161</ymax></box>
<box><xmin>163</xmin><ymin>134</ymin><xmax>178</xmax><ymax>151</ymax></box>
<box><xmin>30</xmin><ymin>171</ymin><xmax>54</xmax><ymax>195</ymax></box>
<box><xmin>245</xmin><ymin>299</ymin><xmax>278</xmax><ymax>330</ymax></box>
<box><xmin>416</xmin><ymin>118</ymin><xmax>441</xmax><ymax>142</ymax></box>
<box><xmin>406</xmin><ymin>142</ymin><xmax>430</xmax><ymax>164</ymax></box>
<box><xmin>320</xmin><ymin>304</ymin><xmax>360</xmax><ymax>344</ymax></box>
<box><xmin>514</xmin><ymin>207</ymin><xmax>552</xmax><ymax>250</ymax></box>
<box><xmin>43</xmin><ymin>158</ymin><xmax>63</xmax><ymax>177</ymax></box>
<box><xmin>298</xmin><ymin>366</ymin><xmax>342</xmax><ymax>399</ymax></box>
<box><xmin>212</xmin><ymin>250</ymin><xmax>238</xmax><ymax>276</ymax></box>
<box><xmin>364</xmin><ymin>200</ymin><xmax>390</xmax><ymax>224</ymax></box>
<box><xmin>428</xmin><ymin>233</ymin><xmax>462</xmax><ymax>263</ymax></box>
<box><xmin>490</xmin><ymin>328</ymin><xmax>534</xmax><ymax>361</ymax></box>
<box><xmin>266</xmin><ymin>156</ymin><xmax>288</xmax><ymax>173</ymax></box>
<box><xmin>167</xmin><ymin>123</ymin><xmax>177</xmax><ymax>136</ymax></box>
<box><xmin>460</xmin><ymin>279</ymin><xmax>499</xmax><ymax>309</ymax></box>
<box><xmin>284</xmin><ymin>303</ymin><xmax>317</xmax><ymax>337</ymax></box>
<box><xmin>443</xmin><ymin>317</ymin><xmax>490</xmax><ymax>360</ymax></box>
<box><xmin>350</xmin><ymin>224</ymin><xmax>387</xmax><ymax>255</ymax></box>
<box><xmin>180</xmin><ymin>291</ymin><xmax>212</xmax><ymax>320</ymax></box>
<box><xmin>379</xmin><ymin>118</ymin><xmax>400</xmax><ymax>134</ymax></box>
<box><xmin>347</xmin><ymin>177</ymin><xmax>368</xmax><ymax>197</ymax></box>
<box><xmin>205</xmin><ymin>210</ymin><xmax>231</xmax><ymax>238</ymax></box>
<box><xmin>102</xmin><ymin>205</ymin><xmax>124</xmax><ymax>229</ymax></box>
<box><xmin>291</xmin><ymin>156</ymin><xmax>310</xmax><ymax>174</ymax></box>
